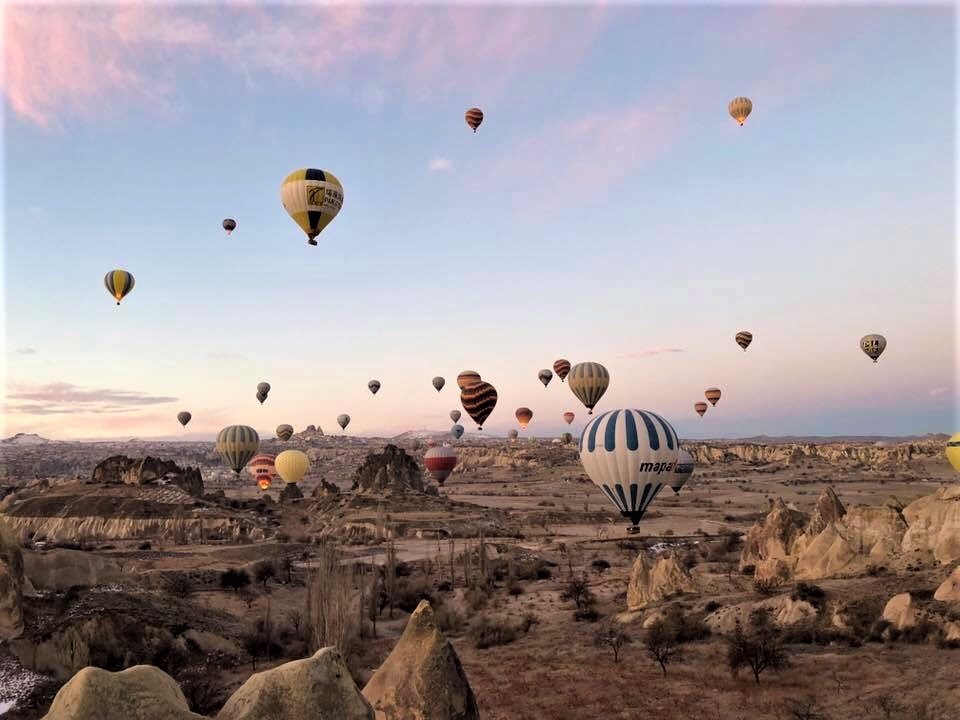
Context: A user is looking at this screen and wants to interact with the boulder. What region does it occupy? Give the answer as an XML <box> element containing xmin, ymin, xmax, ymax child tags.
<box><xmin>627</xmin><ymin>552</ymin><xmax>698</xmax><ymax>611</ymax></box>
<box><xmin>704</xmin><ymin>595</ymin><xmax>816</xmax><ymax>635</ymax></box>
<box><xmin>0</xmin><ymin>517</ymin><xmax>24</xmax><ymax>641</ymax></box>
<box><xmin>739</xmin><ymin>498</ymin><xmax>808</xmax><ymax>571</ymax></box>
<box><xmin>351</xmin><ymin>445</ymin><xmax>424</xmax><ymax>494</ymax></box>
<box><xmin>944</xmin><ymin>621</ymin><xmax>960</xmax><ymax>641</ymax></box>
<box><xmin>217</xmin><ymin>647</ymin><xmax>373</xmax><ymax>720</ymax></box>
<box><xmin>91</xmin><ymin>456</ymin><xmax>203</xmax><ymax>496</ymax></box>
<box><xmin>901</xmin><ymin>486</ymin><xmax>960</xmax><ymax>564</ymax></box>
<box><xmin>882</xmin><ymin>592</ymin><xmax>919</xmax><ymax>630</ymax></box>
<box><xmin>362</xmin><ymin>600</ymin><xmax>479</xmax><ymax>720</ymax></box>
<box><xmin>934</xmin><ymin>565</ymin><xmax>960</xmax><ymax>602</ymax></box>
<box><xmin>42</xmin><ymin>665</ymin><xmax>205</xmax><ymax>720</ymax></box>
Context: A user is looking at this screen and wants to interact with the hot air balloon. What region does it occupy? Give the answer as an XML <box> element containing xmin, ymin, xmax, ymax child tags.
<box><xmin>256</xmin><ymin>391</ymin><xmax>267</xmax><ymax>405</ymax></box>
<box><xmin>508</xmin><ymin>429</ymin><xmax>519</xmax><ymax>441</ymax></box>
<box><xmin>247</xmin><ymin>454</ymin><xmax>277</xmax><ymax>485</ymax></box>
<box><xmin>177</xmin><ymin>411</ymin><xmax>192</xmax><ymax>428</ymax></box>
<box><xmin>735</xmin><ymin>331</ymin><xmax>753</xmax><ymax>351</ymax></box>
<box><xmin>568</xmin><ymin>362</ymin><xmax>609</xmax><ymax>415</ymax></box>
<box><xmin>222</xmin><ymin>218</ymin><xmax>237</xmax><ymax>235</ymax></box>
<box><xmin>553</xmin><ymin>359</ymin><xmax>571</xmax><ymax>382</ymax></box>
<box><xmin>280</xmin><ymin>168</ymin><xmax>344</xmax><ymax>245</ymax></box>
<box><xmin>461</xmin><ymin>381</ymin><xmax>497</xmax><ymax>430</ymax></box>
<box><xmin>216</xmin><ymin>425</ymin><xmax>260</xmax><ymax>477</ymax></box>
<box><xmin>337</xmin><ymin>414</ymin><xmax>351</xmax><ymax>431</ymax></box>
<box><xmin>257</xmin><ymin>382</ymin><xmax>271</xmax><ymax>396</ymax></box>
<box><xmin>705</xmin><ymin>388</ymin><xmax>721</xmax><ymax>406</ymax></box>
<box><xmin>465</xmin><ymin>107</ymin><xmax>484</xmax><ymax>132</ymax></box>
<box><xmin>516</xmin><ymin>407</ymin><xmax>533</xmax><ymax>429</ymax></box>
<box><xmin>104</xmin><ymin>270</ymin><xmax>135</xmax><ymax>305</ymax></box>
<box><xmin>368</xmin><ymin>380</ymin><xmax>381</xmax><ymax>395</ymax></box>
<box><xmin>860</xmin><ymin>334</ymin><xmax>887</xmax><ymax>363</ymax></box>
<box><xmin>694</xmin><ymin>402</ymin><xmax>708</xmax><ymax>417</ymax></box>
<box><xmin>425</xmin><ymin>445</ymin><xmax>458</xmax><ymax>486</ymax></box>
<box><xmin>432</xmin><ymin>376</ymin><xmax>445</xmax><ymax>392</ymax></box>
<box><xmin>538</xmin><ymin>369</ymin><xmax>553</xmax><ymax>388</ymax></box>
<box><xmin>579</xmin><ymin>409</ymin><xmax>680</xmax><ymax>528</ymax></box>
<box><xmin>560</xmin><ymin>432</ymin><xmax>573</xmax><ymax>445</ymax></box>
<box><xmin>457</xmin><ymin>371</ymin><xmax>482</xmax><ymax>390</ymax></box>
<box><xmin>276</xmin><ymin>424</ymin><xmax>294</xmax><ymax>441</ymax></box>
<box><xmin>670</xmin><ymin>449</ymin><xmax>695</xmax><ymax>495</ymax></box>
<box><xmin>946</xmin><ymin>433</ymin><xmax>960</xmax><ymax>472</ymax></box>
<box><xmin>728</xmin><ymin>96</ymin><xmax>752</xmax><ymax>126</ymax></box>
<box><xmin>563</xmin><ymin>412</ymin><xmax>575</xmax><ymax>425</ymax></box>
<box><xmin>451</xmin><ymin>424</ymin><xmax>464</xmax><ymax>440</ymax></box>
<box><xmin>450</xmin><ymin>410</ymin><xmax>461</xmax><ymax>423</ymax></box>
<box><xmin>275</xmin><ymin>449</ymin><xmax>310</xmax><ymax>485</ymax></box>
<box><xmin>257</xmin><ymin>478</ymin><xmax>272</xmax><ymax>491</ymax></box>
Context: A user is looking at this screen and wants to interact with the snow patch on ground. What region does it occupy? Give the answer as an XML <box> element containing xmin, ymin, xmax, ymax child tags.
<box><xmin>0</xmin><ymin>652</ymin><xmax>51</xmax><ymax>715</ymax></box>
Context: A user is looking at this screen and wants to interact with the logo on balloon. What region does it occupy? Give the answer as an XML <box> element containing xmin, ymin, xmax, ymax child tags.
<box><xmin>639</xmin><ymin>462</ymin><xmax>675</xmax><ymax>474</ymax></box>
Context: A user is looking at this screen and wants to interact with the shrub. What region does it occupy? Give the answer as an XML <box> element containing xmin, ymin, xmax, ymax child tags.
<box><xmin>395</xmin><ymin>577</ymin><xmax>436</xmax><ymax>613</ymax></box>
<box><xmin>792</xmin><ymin>582</ymin><xmax>827</xmax><ymax>610</ymax></box>
<box><xmin>704</xmin><ymin>600</ymin><xmax>722</xmax><ymax>613</ymax></box>
<box><xmin>253</xmin><ymin>561</ymin><xmax>277</xmax><ymax>589</ymax></box>
<box><xmin>138</xmin><ymin>541</ymin><xmax>152</xmax><ymax>551</ymax></box>
<box><xmin>434</xmin><ymin>607</ymin><xmax>466</xmax><ymax>635</ymax></box>
<box><xmin>220</xmin><ymin>568</ymin><xmax>251</xmax><ymax>592</ymax></box>
<box><xmin>508</xmin><ymin>583</ymin><xmax>524</xmax><ymax>596</ymax></box>
<box><xmin>591</xmin><ymin>559</ymin><xmax>611</xmax><ymax>575</ymax></box>
<box><xmin>470</xmin><ymin>616</ymin><xmax>520</xmax><ymax>649</ymax></box>
<box><xmin>561</xmin><ymin>576</ymin><xmax>595</xmax><ymax>610</ymax></box>
<box><xmin>573</xmin><ymin>607</ymin><xmax>601</xmax><ymax>622</ymax></box>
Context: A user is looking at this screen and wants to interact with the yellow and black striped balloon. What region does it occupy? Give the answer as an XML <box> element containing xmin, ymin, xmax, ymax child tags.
<box><xmin>735</xmin><ymin>331</ymin><xmax>753</xmax><ymax>351</ymax></box>
<box><xmin>216</xmin><ymin>425</ymin><xmax>260</xmax><ymax>476</ymax></box>
<box><xmin>461</xmin><ymin>381</ymin><xmax>498</xmax><ymax>430</ymax></box>
<box><xmin>280</xmin><ymin>168</ymin><xmax>344</xmax><ymax>245</ymax></box>
<box><xmin>568</xmin><ymin>362</ymin><xmax>609</xmax><ymax>415</ymax></box>
<box><xmin>465</xmin><ymin>107</ymin><xmax>484</xmax><ymax>132</ymax></box>
<box><xmin>104</xmin><ymin>270</ymin><xmax>135</xmax><ymax>305</ymax></box>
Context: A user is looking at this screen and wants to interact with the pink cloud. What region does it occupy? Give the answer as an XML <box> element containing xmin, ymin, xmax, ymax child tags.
<box><xmin>3</xmin><ymin>4</ymin><xmax>608</xmax><ymax>128</ymax></box>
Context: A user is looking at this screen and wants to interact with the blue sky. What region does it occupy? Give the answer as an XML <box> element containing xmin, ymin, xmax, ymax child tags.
<box><xmin>2</xmin><ymin>2</ymin><xmax>956</xmax><ymax>440</ymax></box>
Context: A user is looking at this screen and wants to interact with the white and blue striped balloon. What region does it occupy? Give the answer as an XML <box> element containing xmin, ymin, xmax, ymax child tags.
<box><xmin>579</xmin><ymin>409</ymin><xmax>681</xmax><ymax>526</ymax></box>
<box><xmin>670</xmin><ymin>448</ymin><xmax>695</xmax><ymax>495</ymax></box>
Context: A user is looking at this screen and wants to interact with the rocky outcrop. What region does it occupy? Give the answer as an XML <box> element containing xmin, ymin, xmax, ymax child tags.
<box><xmin>794</xmin><ymin>505</ymin><xmax>908</xmax><ymax>579</ymax></box>
<box><xmin>217</xmin><ymin>647</ymin><xmax>373</xmax><ymax>720</ymax></box>
<box><xmin>901</xmin><ymin>485</ymin><xmax>960</xmax><ymax>563</ymax></box>
<box><xmin>362</xmin><ymin>600</ymin><xmax>479</xmax><ymax>720</ymax></box>
<box><xmin>279</xmin><ymin>483</ymin><xmax>304</xmax><ymax>502</ymax></box>
<box><xmin>23</xmin><ymin>548</ymin><xmax>125</xmax><ymax>590</ymax></box>
<box><xmin>805</xmin><ymin>486</ymin><xmax>846</xmax><ymax>537</ymax></box>
<box><xmin>92</xmin><ymin>456</ymin><xmax>203</xmax><ymax>496</ymax></box>
<box><xmin>934</xmin><ymin>565</ymin><xmax>960</xmax><ymax>602</ymax></box>
<box><xmin>739</xmin><ymin>499</ymin><xmax>808</xmax><ymax>571</ymax></box>
<box><xmin>41</xmin><ymin>665</ymin><xmax>205</xmax><ymax>720</ymax></box>
<box><xmin>627</xmin><ymin>552</ymin><xmax>698</xmax><ymax>610</ymax></box>
<box><xmin>351</xmin><ymin>445</ymin><xmax>424</xmax><ymax>494</ymax></box>
<box><xmin>0</xmin><ymin>517</ymin><xmax>25</xmax><ymax>641</ymax></box>
<box><xmin>705</xmin><ymin>595</ymin><xmax>817</xmax><ymax>635</ymax></box>
<box><xmin>312</xmin><ymin>478</ymin><xmax>341</xmax><ymax>497</ymax></box>
<box><xmin>686</xmin><ymin>440</ymin><xmax>941</xmax><ymax>469</ymax></box>
<box><xmin>882</xmin><ymin>593</ymin><xmax>920</xmax><ymax>630</ymax></box>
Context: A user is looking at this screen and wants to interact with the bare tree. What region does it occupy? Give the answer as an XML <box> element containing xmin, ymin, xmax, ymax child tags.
<box><xmin>644</xmin><ymin>619</ymin><xmax>683</xmax><ymax>676</ymax></box>
<box><xmin>726</xmin><ymin>609</ymin><xmax>790</xmax><ymax>684</ymax></box>
<box><xmin>384</xmin><ymin>539</ymin><xmax>398</xmax><ymax>618</ymax></box>
<box><xmin>306</xmin><ymin>541</ymin><xmax>359</xmax><ymax>657</ymax></box>
<box><xmin>561</xmin><ymin>575</ymin><xmax>594</xmax><ymax>610</ymax></box>
<box><xmin>595</xmin><ymin>619</ymin><xmax>632</xmax><ymax>663</ymax></box>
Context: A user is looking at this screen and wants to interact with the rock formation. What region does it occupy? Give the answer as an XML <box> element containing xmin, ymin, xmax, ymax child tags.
<box><xmin>92</xmin><ymin>455</ymin><xmax>203</xmax><ymax>497</ymax></box>
<box><xmin>217</xmin><ymin>647</ymin><xmax>374</xmax><ymax>720</ymax></box>
<box><xmin>704</xmin><ymin>595</ymin><xmax>817</xmax><ymax>635</ymax></box>
<box><xmin>805</xmin><ymin>486</ymin><xmax>846</xmax><ymax>537</ymax></box>
<box><xmin>312</xmin><ymin>478</ymin><xmax>341</xmax><ymax>497</ymax></box>
<box><xmin>686</xmin><ymin>439</ymin><xmax>940</xmax><ymax>469</ymax></box>
<box><xmin>0</xmin><ymin>516</ymin><xmax>24</xmax><ymax>641</ymax></box>
<box><xmin>627</xmin><ymin>552</ymin><xmax>698</xmax><ymax>610</ymax></box>
<box><xmin>42</xmin><ymin>665</ymin><xmax>205</xmax><ymax>720</ymax></box>
<box><xmin>362</xmin><ymin>600</ymin><xmax>479</xmax><ymax>720</ymax></box>
<box><xmin>351</xmin><ymin>445</ymin><xmax>424</xmax><ymax>494</ymax></box>
<box><xmin>901</xmin><ymin>485</ymin><xmax>960</xmax><ymax>564</ymax></box>
<box><xmin>882</xmin><ymin>592</ymin><xmax>920</xmax><ymax>630</ymax></box>
<box><xmin>934</xmin><ymin>565</ymin><xmax>960</xmax><ymax>602</ymax></box>
<box><xmin>739</xmin><ymin>498</ymin><xmax>808</xmax><ymax>574</ymax></box>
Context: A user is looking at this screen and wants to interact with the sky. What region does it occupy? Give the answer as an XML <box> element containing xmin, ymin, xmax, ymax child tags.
<box><xmin>1</xmin><ymin>1</ymin><xmax>957</xmax><ymax>441</ymax></box>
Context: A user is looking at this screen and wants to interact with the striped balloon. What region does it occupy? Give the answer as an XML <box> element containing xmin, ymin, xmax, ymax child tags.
<box><xmin>508</xmin><ymin>429</ymin><xmax>519</xmax><ymax>441</ymax></box>
<box><xmin>216</xmin><ymin>425</ymin><xmax>260</xmax><ymax>476</ymax></box>
<box><xmin>337</xmin><ymin>414</ymin><xmax>351</xmax><ymax>431</ymax></box>
<box><xmin>728</xmin><ymin>96</ymin><xmax>753</xmax><ymax>126</ymax></box>
<box><xmin>553</xmin><ymin>359</ymin><xmax>571</xmax><ymax>382</ymax></box>
<box><xmin>563</xmin><ymin>412</ymin><xmax>575</xmax><ymax>425</ymax></box>
<box><xmin>177</xmin><ymin>411</ymin><xmax>192</xmax><ymax>428</ymax></box>
<box><xmin>432</xmin><ymin>376</ymin><xmax>445</xmax><ymax>392</ymax></box>
<box><xmin>424</xmin><ymin>445</ymin><xmax>458</xmax><ymax>486</ymax></box>
<box><xmin>461</xmin><ymin>382</ymin><xmax>497</xmax><ymax>430</ymax></box>
<box><xmin>457</xmin><ymin>371</ymin><xmax>482</xmax><ymax>390</ymax></box>
<box><xmin>368</xmin><ymin>380</ymin><xmax>381</xmax><ymax>395</ymax></box>
<box><xmin>860</xmin><ymin>334</ymin><xmax>886</xmax><ymax>363</ymax></box>
<box><xmin>465</xmin><ymin>107</ymin><xmax>484</xmax><ymax>132</ymax></box>
<box><xmin>515</xmin><ymin>407</ymin><xmax>533</xmax><ymax>428</ymax></box>
<box><xmin>946</xmin><ymin>433</ymin><xmax>960</xmax><ymax>473</ymax></box>
<box><xmin>104</xmin><ymin>270</ymin><xmax>135</xmax><ymax>305</ymax></box>
<box><xmin>568</xmin><ymin>362</ymin><xmax>609</xmax><ymax>415</ymax></box>
<box><xmin>451</xmin><ymin>424</ymin><xmax>464</xmax><ymax>440</ymax></box>
<box><xmin>276</xmin><ymin>424</ymin><xmax>294</xmax><ymax>441</ymax></box>
<box><xmin>670</xmin><ymin>449</ymin><xmax>695</xmax><ymax>495</ymax></box>
<box><xmin>705</xmin><ymin>388</ymin><xmax>721</xmax><ymax>406</ymax></box>
<box><xmin>735</xmin><ymin>331</ymin><xmax>753</xmax><ymax>351</ymax></box>
<box><xmin>275</xmin><ymin>450</ymin><xmax>310</xmax><ymax>485</ymax></box>
<box><xmin>222</xmin><ymin>218</ymin><xmax>236</xmax><ymax>234</ymax></box>
<box><xmin>280</xmin><ymin>168</ymin><xmax>344</xmax><ymax>245</ymax></box>
<box><xmin>538</xmin><ymin>369</ymin><xmax>553</xmax><ymax>387</ymax></box>
<box><xmin>450</xmin><ymin>410</ymin><xmax>461</xmax><ymax>423</ymax></box>
<box><xmin>247</xmin><ymin>454</ymin><xmax>277</xmax><ymax>484</ymax></box>
<box><xmin>579</xmin><ymin>409</ymin><xmax>680</xmax><ymax>526</ymax></box>
<box><xmin>694</xmin><ymin>402</ymin><xmax>708</xmax><ymax>417</ymax></box>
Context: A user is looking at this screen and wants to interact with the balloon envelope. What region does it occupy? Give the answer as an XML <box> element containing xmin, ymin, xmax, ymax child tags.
<box><xmin>553</xmin><ymin>359</ymin><xmax>571</xmax><ymax>382</ymax></box>
<box><xmin>257</xmin><ymin>382</ymin><xmax>271</xmax><ymax>395</ymax></box>
<box><xmin>461</xmin><ymin>382</ymin><xmax>498</xmax><ymax>430</ymax></box>
<box><xmin>465</xmin><ymin>107</ymin><xmax>484</xmax><ymax>132</ymax></box>
<box><xmin>276</xmin><ymin>424</ymin><xmax>294</xmax><ymax>441</ymax></box>
<box><xmin>538</xmin><ymin>369</ymin><xmax>553</xmax><ymax>387</ymax></box>
<box><xmin>280</xmin><ymin>168</ymin><xmax>344</xmax><ymax>245</ymax></box>
<box><xmin>568</xmin><ymin>362</ymin><xmax>610</xmax><ymax>415</ymax></box>
<box><xmin>104</xmin><ymin>270</ymin><xmax>135</xmax><ymax>305</ymax></box>
<box><xmin>563</xmin><ymin>412</ymin><xmax>575</xmax><ymax>425</ymax></box>
<box><xmin>222</xmin><ymin>218</ymin><xmax>236</xmax><ymax>234</ymax></box>
<box><xmin>670</xmin><ymin>449</ymin><xmax>695</xmax><ymax>495</ymax></box>
<box><xmin>425</xmin><ymin>445</ymin><xmax>458</xmax><ymax>485</ymax></box>
<box><xmin>860</xmin><ymin>334</ymin><xmax>887</xmax><ymax>363</ymax></box>
<box><xmin>705</xmin><ymin>388</ymin><xmax>721</xmax><ymax>406</ymax></box>
<box><xmin>735</xmin><ymin>331</ymin><xmax>753</xmax><ymax>351</ymax></box>
<box><xmin>457</xmin><ymin>371</ymin><xmax>482</xmax><ymax>390</ymax></box>
<box><xmin>450</xmin><ymin>410</ymin><xmax>461</xmax><ymax>423</ymax></box>
<box><xmin>728</xmin><ymin>96</ymin><xmax>753</xmax><ymax>125</ymax></box>
<box><xmin>515</xmin><ymin>407</ymin><xmax>533</xmax><ymax>428</ymax></box>
<box><xmin>507</xmin><ymin>429</ymin><xmax>519</xmax><ymax>440</ymax></box>
<box><xmin>337</xmin><ymin>414</ymin><xmax>351</xmax><ymax>430</ymax></box>
<box><xmin>579</xmin><ymin>409</ymin><xmax>680</xmax><ymax>526</ymax></box>
<box><xmin>451</xmin><ymin>424</ymin><xmax>464</xmax><ymax>440</ymax></box>
<box><xmin>694</xmin><ymin>402</ymin><xmax>708</xmax><ymax>417</ymax></box>
<box><xmin>432</xmin><ymin>376</ymin><xmax>445</xmax><ymax>392</ymax></box>
<box><xmin>946</xmin><ymin>433</ymin><xmax>960</xmax><ymax>473</ymax></box>
<box><xmin>216</xmin><ymin>425</ymin><xmax>260</xmax><ymax>476</ymax></box>
<box><xmin>275</xmin><ymin>449</ymin><xmax>310</xmax><ymax>484</ymax></box>
<box><xmin>247</xmin><ymin>454</ymin><xmax>277</xmax><ymax>483</ymax></box>
<box><xmin>368</xmin><ymin>380</ymin><xmax>381</xmax><ymax>395</ymax></box>
<box><xmin>177</xmin><ymin>411</ymin><xmax>192</xmax><ymax>428</ymax></box>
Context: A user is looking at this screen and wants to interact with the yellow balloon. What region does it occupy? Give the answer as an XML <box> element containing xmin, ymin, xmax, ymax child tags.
<box><xmin>275</xmin><ymin>449</ymin><xmax>310</xmax><ymax>484</ymax></box>
<box><xmin>947</xmin><ymin>433</ymin><xmax>960</xmax><ymax>473</ymax></box>
<box><xmin>728</xmin><ymin>96</ymin><xmax>752</xmax><ymax>126</ymax></box>
<box><xmin>280</xmin><ymin>168</ymin><xmax>344</xmax><ymax>245</ymax></box>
